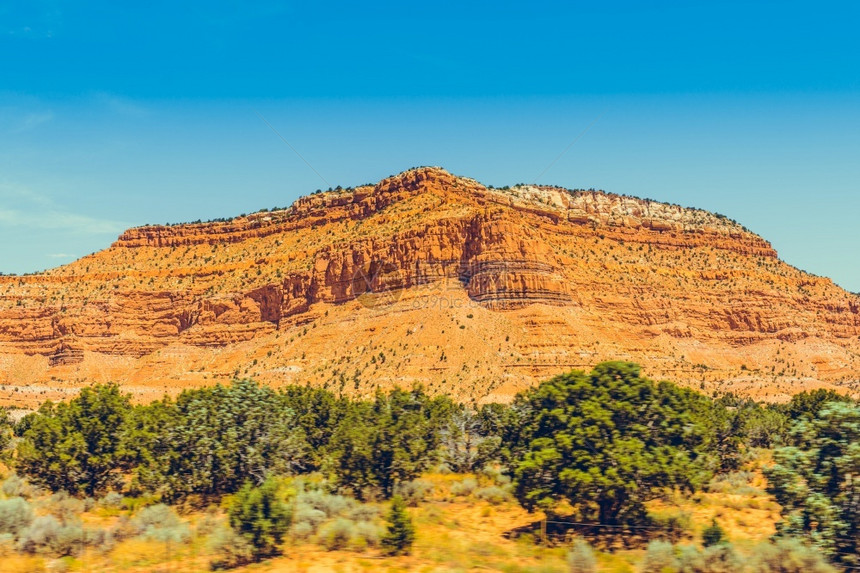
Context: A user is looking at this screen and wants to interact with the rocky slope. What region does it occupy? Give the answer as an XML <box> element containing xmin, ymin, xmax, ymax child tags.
<box><xmin>1</xmin><ymin>167</ymin><xmax>858</xmax><ymax>407</ymax></box>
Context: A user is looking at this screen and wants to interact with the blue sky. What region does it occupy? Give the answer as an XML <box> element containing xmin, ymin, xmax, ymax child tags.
<box><xmin>2</xmin><ymin>1</ymin><xmax>859</xmax><ymax>291</ymax></box>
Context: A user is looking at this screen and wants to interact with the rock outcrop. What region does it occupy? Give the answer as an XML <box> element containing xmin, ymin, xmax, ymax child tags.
<box><xmin>0</xmin><ymin>167</ymin><xmax>858</xmax><ymax>407</ymax></box>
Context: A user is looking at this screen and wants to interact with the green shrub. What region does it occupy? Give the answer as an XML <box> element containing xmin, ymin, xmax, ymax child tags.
<box><xmin>46</xmin><ymin>492</ymin><xmax>85</xmax><ymax>523</ymax></box>
<box><xmin>226</xmin><ymin>479</ymin><xmax>290</xmax><ymax>561</ymax></box>
<box><xmin>347</xmin><ymin>503</ymin><xmax>379</xmax><ymax>523</ymax></box>
<box><xmin>208</xmin><ymin>526</ymin><xmax>254</xmax><ymax>570</ymax></box>
<box><xmin>318</xmin><ymin>517</ymin><xmax>355</xmax><ymax>550</ymax></box>
<box><xmin>98</xmin><ymin>492</ymin><xmax>123</xmax><ymax>510</ymax></box>
<box><xmin>567</xmin><ymin>538</ymin><xmax>597</xmax><ymax>573</ymax></box>
<box><xmin>15</xmin><ymin>383</ymin><xmax>131</xmax><ymax>497</ymax></box>
<box><xmin>297</xmin><ymin>489</ymin><xmax>354</xmax><ymax>517</ymax></box>
<box><xmin>351</xmin><ymin>520</ymin><xmax>382</xmax><ymax>550</ymax></box>
<box><xmin>0</xmin><ymin>408</ymin><xmax>12</xmax><ymax>455</ymax></box>
<box><xmin>639</xmin><ymin>540</ymin><xmax>677</xmax><ymax>573</ymax></box>
<box><xmin>393</xmin><ymin>479</ymin><xmax>433</xmax><ymax>507</ymax></box>
<box><xmin>750</xmin><ymin>537</ymin><xmax>836</xmax><ymax>573</ymax></box>
<box><xmin>132</xmin><ymin>503</ymin><xmax>189</xmax><ymax>543</ymax></box>
<box><xmin>702</xmin><ymin>519</ymin><xmax>726</xmax><ymax>547</ymax></box>
<box><xmin>17</xmin><ymin>515</ymin><xmax>84</xmax><ymax>556</ymax></box>
<box><xmin>131</xmin><ymin>380</ymin><xmax>309</xmax><ymax>502</ymax></box>
<box><xmin>83</xmin><ymin>526</ymin><xmax>116</xmax><ymax>553</ymax></box>
<box><xmin>765</xmin><ymin>402</ymin><xmax>860</xmax><ymax>565</ymax></box>
<box><xmin>0</xmin><ymin>497</ymin><xmax>34</xmax><ymax>537</ymax></box>
<box><xmin>327</xmin><ymin>388</ymin><xmax>451</xmax><ymax>500</ymax></box>
<box><xmin>381</xmin><ymin>495</ymin><xmax>414</xmax><ymax>556</ymax></box>
<box><xmin>450</xmin><ymin>477</ymin><xmax>478</xmax><ymax>496</ymax></box>
<box><xmin>510</xmin><ymin>362</ymin><xmax>713</xmax><ymax>524</ymax></box>
<box><xmin>1</xmin><ymin>474</ymin><xmax>35</xmax><ymax>499</ymax></box>
<box><xmin>675</xmin><ymin>543</ymin><xmax>741</xmax><ymax>573</ymax></box>
<box><xmin>474</xmin><ymin>485</ymin><xmax>512</xmax><ymax>505</ymax></box>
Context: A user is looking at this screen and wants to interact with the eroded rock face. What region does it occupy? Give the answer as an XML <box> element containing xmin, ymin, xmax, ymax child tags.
<box><xmin>0</xmin><ymin>167</ymin><xmax>858</xmax><ymax>406</ymax></box>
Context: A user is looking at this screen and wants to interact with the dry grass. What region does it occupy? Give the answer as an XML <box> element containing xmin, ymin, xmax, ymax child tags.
<box><xmin>0</xmin><ymin>467</ymin><xmax>776</xmax><ymax>572</ymax></box>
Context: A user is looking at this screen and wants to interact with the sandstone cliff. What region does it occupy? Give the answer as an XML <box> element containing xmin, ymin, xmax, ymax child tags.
<box><xmin>1</xmin><ymin>167</ymin><xmax>858</xmax><ymax>407</ymax></box>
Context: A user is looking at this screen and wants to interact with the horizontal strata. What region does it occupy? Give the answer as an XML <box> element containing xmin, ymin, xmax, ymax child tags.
<box><xmin>107</xmin><ymin>169</ymin><xmax>776</xmax><ymax>257</ymax></box>
<box><xmin>0</xmin><ymin>167</ymin><xmax>857</xmax><ymax>405</ymax></box>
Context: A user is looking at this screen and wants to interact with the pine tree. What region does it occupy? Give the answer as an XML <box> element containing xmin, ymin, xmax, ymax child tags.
<box><xmin>765</xmin><ymin>402</ymin><xmax>860</xmax><ymax>566</ymax></box>
<box><xmin>227</xmin><ymin>478</ymin><xmax>291</xmax><ymax>562</ymax></box>
<box><xmin>381</xmin><ymin>495</ymin><xmax>415</xmax><ymax>556</ymax></box>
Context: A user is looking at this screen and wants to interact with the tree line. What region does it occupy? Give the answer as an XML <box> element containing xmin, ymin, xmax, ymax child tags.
<box><xmin>1</xmin><ymin>361</ymin><xmax>857</xmax><ymax>566</ymax></box>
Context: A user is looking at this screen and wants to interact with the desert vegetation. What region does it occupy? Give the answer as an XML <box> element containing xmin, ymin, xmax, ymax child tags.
<box><xmin>0</xmin><ymin>362</ymin><xmax>857</xmax><ymax>571</ymax></box>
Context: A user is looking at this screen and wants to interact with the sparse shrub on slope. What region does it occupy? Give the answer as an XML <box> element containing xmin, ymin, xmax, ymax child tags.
<box><xmin>317</xmin><ymin>516</ymin><xmax>383</xmax><ymax>552</ymax></box>
<box><xmin>347</xmin><ymin>503</ymin><xmax>379</xmax><ymax>523</ymax></box>
<box><xmin>350</xmin><ymin>520</ymin><xmax>382</xmax><ymax>550</ymax></box>
<box><xmin>289</xmin><ymin>485</ymin><xmax>381</xmax><ymax>550</ymax></box>
<box><xmin>290</xmin><ymin>503</ymin><xmax>327</xmax><ymax>540</ymax></box>
<box><xmin>706</xmin><ymin>471</ymin><xmax>758</xmax><ymax>495</ymax></box>
<box><xmin>290</xmin><ymin>487</ymin><xmax>354</xmax><ymax>540</ymax></box>
<box><xmin>83</xmin><ymin>526</ymin><xmax>116</xmax><ymax>554</ymax></box>
<box><xmin>0</xmin><ymin>533</ymin><xmax>14</xmax><ymax>557</ymax></box>
<box><xmin>479</xmin><ymin>465</ymin><xmax>512</xmax><ymax>486</ymax></box>
<box><xmin>298</xmin><ymin>488</ymin><xmax>354</xmax><ymax>517</ymax></box>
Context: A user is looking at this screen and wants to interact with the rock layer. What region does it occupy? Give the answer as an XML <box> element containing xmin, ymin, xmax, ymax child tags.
<box><xmin>0</xmin><ymin>167</ymin><xmax>858</xmax><ymax>407</ymax></box>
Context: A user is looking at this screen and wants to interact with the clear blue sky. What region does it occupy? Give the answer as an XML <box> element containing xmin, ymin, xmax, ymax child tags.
<box><xmin>2</xmin><ymin>1</ymin><xmax>859</xmax><ymax>291</ymax></box>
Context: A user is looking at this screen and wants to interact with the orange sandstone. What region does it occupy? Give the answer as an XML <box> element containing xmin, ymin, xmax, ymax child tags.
<box><xmin>0</xmin><ymin>167</ymin><xmax>858</xmax><ymax>407</ymax></box>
